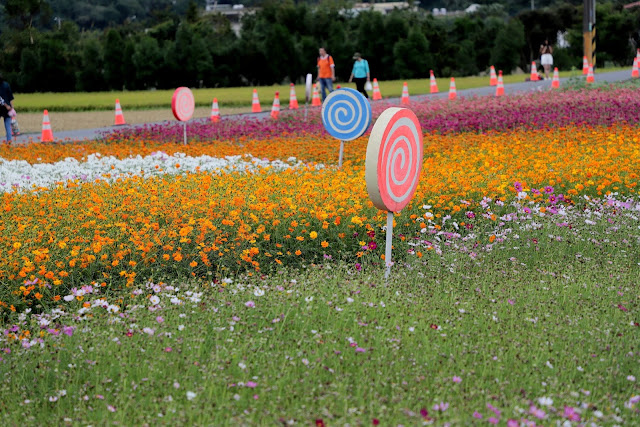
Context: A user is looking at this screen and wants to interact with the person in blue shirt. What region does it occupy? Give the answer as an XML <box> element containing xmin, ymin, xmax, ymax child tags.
<box><xmin>0</xmin><ymin>73</ymin><xmax>14</xmax><ymax>143</ymax></box>
<box><xmin>348</xmin><ymin>52</ymin><xmax>371</xmax><ymax>98</ymax></box>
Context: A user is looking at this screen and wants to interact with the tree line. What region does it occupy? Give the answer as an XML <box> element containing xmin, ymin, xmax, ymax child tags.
<box><xmin>0</xmin><ymin>0</ymin><xmax>638</xmax><ymax>93</ymax></box>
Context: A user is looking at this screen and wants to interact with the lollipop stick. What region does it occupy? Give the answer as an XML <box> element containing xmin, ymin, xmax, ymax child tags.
<box><xmin>385</xmin><ymin>211</ymin><xmax>393</xmax><ymax>278</ymax></box>
<box><xmin>338</xmin><ymin>140</ymin><xmax>344</xmax><ymax>168</ymax></box>
<box><xmin>183</xmin><ymin>122</ymin><xmax>187</xmax><ymax>145</ymax></box>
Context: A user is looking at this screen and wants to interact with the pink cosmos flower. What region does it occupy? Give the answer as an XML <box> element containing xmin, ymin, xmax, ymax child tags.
<box><xmin>452</xmin><ymin>376</ymin><xmax>462</xmax><ymax>383</ymax></box>
<box><xmin>473</xmin><ymin>411</ymin><xmax>483</xmax><ymax>419</ymax></box>
<box><xmin>246</xmin><ymin>381</ymin><xmax>257</xmax><ymax>388</ymax></box>
<box><xmin>563</xmin><ymin>406</ymin><xmax>580</xmax><ymax>421</ymax></box>
<box><xmin>245</xmin><ymin>301</ymin><xmax>255</xmax><ymax>308</ymax></box>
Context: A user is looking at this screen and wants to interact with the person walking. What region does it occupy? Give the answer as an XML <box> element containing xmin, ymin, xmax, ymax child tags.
<box><xmin>0</xmin><ymin>73</ymin><xmax>14</xmax><ymax>143</ymax></box>
<box><xmin>539</xmin><ymin>39</ymin><xmax>554</xmax><ymax>80</ymax></box>
<box><xmin>316</xmin><ymin>47</ymin><xmax>335</xmax><ymax>101</ymax></box>
<box><xmin>348</xmin><ymin>52</ymin><xmax>371</xmax><ymax>98</ymax></box>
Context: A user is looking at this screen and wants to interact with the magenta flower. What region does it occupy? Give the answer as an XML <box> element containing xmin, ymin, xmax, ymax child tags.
<box><xmin>62</xmin><ymin>326</ymin><xmax>74</xmax><ymax>337</ymax></box>
<box><xmin>473</xmin><ymin>411</ymin><xmax>483</xmax><ymax>419</ymax></box>
<box><xmin>488</xmin><ymin>417</ymin><xmax>499</xmax><ymax>424</ymax></box>
<box><xmin>514</xmin><ymin>182</ymin><xmax>523</xmax><ymax>192</ymax></box>
<box><xmin>246</xmin><ymin>381</ymin><xmax>257</xmax><ymax>388</ymax></box>
<box><xmin>452</xmin><ymin>376</ymin><xmax>462</xmax><ymax>383</ymax></box>
<box><xmin>529</xmin><ymin>405</ymin><xmax>546</xmax><ymax>419</ymax></box>
<box><xmin>563</xmin><ymin>406</ymin><xmax>580</xmax><ymax>421</ymax></box>
<box><xmin>245</xmin><ymin>301</ymin><xmax>255</xmax><ymax>308</ymax></box>
<box><xmin>544</xmin><ymin>186</ymin><xmax>554</xmax><ymax>194</ymax></box>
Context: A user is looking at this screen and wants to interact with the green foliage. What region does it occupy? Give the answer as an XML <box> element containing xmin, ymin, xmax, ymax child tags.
<box><xmin>0</xmin><ymin>0</ymin><xmax>638</xmax><ymax>92</ymax></box>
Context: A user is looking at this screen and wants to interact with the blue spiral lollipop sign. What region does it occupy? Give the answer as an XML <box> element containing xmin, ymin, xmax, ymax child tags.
<box><xmin>321</xmin><ymin>88</ymin><xmax>372</xmax><ymax>167</ymax></box>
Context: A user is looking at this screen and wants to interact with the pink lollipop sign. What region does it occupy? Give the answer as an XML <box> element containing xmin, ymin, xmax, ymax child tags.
<box><xmin>172</xmin><ymin>87</ymin><xmax>195</xmax><ymax>121</ymax></box>
<box><xmin>365</xmin><ymin>107</ymin><xmax>424</xmax><ymax>277</ymax></box>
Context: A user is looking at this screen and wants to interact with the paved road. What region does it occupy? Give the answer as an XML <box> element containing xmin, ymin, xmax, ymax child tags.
<box><xmin>10</xmin><ymin>70</ymin><xmax>634</xmax><ymax>144</ymax></box>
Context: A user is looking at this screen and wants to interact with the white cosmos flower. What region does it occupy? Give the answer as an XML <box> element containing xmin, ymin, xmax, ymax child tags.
<box><xmin>253</xmin><ymin>288</ymin><xmax>265</xmax><ymax>297</ymax></box>
<box><xmin>149</xmin><ymin>295</ymin><xmax>160</xmax><ymax>305</ymax></box>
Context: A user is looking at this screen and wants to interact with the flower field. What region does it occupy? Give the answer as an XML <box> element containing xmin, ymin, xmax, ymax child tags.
<box><xmin>1</xmin><ymin>85</ymin><xmax>639</xmax><ymax>425</ymax></box>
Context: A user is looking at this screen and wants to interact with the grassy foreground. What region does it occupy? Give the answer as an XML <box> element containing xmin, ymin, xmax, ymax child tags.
<box><xmin>1</xmin><ymin>204</ymin><xmax>638</xmax><ymax>425</ymax></box>
<box><xmin>14</xmin><ymin>67</ymin><xmax>625</xmax><ymax>113</ymax></box>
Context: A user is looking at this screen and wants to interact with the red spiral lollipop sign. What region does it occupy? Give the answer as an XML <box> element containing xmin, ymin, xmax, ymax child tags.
<box><xmin>366</xmin><ymin>107</ymin><xmax>423</xmax><ymax>212</ymax></box>
<box><xmin>171</xmin><ymin>87</ymin><xmax>195</xmax><ymax>121</ymax></box>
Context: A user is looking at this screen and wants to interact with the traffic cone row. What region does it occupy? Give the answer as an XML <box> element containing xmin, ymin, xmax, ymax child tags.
<box><xmin>551</xmin><ymin>67</ymin><xmax>560</xmax><ymax>89</ymax></box>
<box><xmin>632</xmin><ymin>57</ymin><xmax>639</xmax><ymax>79</ymax></box>
<box><xmin>372</xmin><ymin>78</ymin><xmax>382</xmax><ymax>100</ymax></box>
<box><xmin>586</xmin><ymin>63</ymin><xmax>595</xmax><ymax>83</ymax></box>
<box><xmin>530</xmin><ymin>61</ymin><xmax>539</xmax><ymax>81</ymax></box>
<box><xmin>251</xmin><ymin>89</ymin><xmax>261</xmax><ymax>113</ymax></box>
<box><xmin>289</xmin><ymin>84</ymin><xmax>298</xmax><ymax>109</ymax></box>
<box><xmin>495</xmin><ymin>71</ymin><xmax>504</xmax><ymax>97</ymax></box>
<box><xmin>401</xmin><ymin>82</ymin><xmax>410</xmax><ymax>105</ymax></box>
<box><xmin>448</xmin><ymin>77</ymin><xmax>457</xmax><ymax>100</ymax></box>
<box><xmin>271</xmin><ymin>91</ymin><xmax>280</xmax><ymax>119</ymax></box>
<box><xmin>489</xmin><ymin>65</ymin><xmax>498</xmax><ymax>86</ymax></box>
<box><xmin>41</xmin><ymin>109</ymin><xmax>53</xmax><ymax>142</ymax></box>
<box><xmin>582</xmin><ymin>56</ymin><xmax>589</xmax><ymax>75</ymax></box>
<box><xmin>429</xmin><ymin>70</ymin><xmax>438</xmax><ymax>93</ymax></box>
<box><xmin>210</xmin><ymin>98</ymin><xmax>220</xmax><ymax>122</ymax></box>
<box><xmin>114</xmin><ymin>99</ymin><xmax>126</xmax><ymax>125</ymax></box>
<box><xmin>312</xmin><ymin>83</ymin><xmax>322</xmax><ymax>106</ymax></box>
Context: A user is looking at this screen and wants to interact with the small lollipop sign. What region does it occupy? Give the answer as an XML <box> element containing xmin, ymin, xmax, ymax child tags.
<box><xmin>321</xmin><ymin>88</ymin><xmax>372</xmax><ymax>167</ymax></box>
<box><xmin>365</xmin><ymin>107</ymin><xmax>424</xmax><ymax>277</ymax></box>
<box><xmin>171</xmin><ymin>87</ymin><xmax>195</xmax><ymax>144</ymax></box>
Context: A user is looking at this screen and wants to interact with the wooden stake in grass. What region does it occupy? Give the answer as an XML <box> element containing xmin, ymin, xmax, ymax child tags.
<box><xmin>365</xmin><ymin>107</ymin><xmax>424</xmax><ymax>277</ymax></box>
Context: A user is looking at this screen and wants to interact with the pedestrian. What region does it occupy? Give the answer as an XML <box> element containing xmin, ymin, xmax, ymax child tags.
<box><xmin>539</xmin><ymin>39</ymin><xmax>553</xmax><ymax>80</ymax></box>
<box><xmin>0</xmin><ymin>73</ymin><xmax>15</xmax><ymax>143</ymax></box>
<box><xmin>348</xmin><ymin>52</ymin><xmax>371</xmax><ymax>98</ymax></box>
<box><xmin>316</xmin><ymin>47</ymin><xmax>335</xmax><ymax>101</ymax></box>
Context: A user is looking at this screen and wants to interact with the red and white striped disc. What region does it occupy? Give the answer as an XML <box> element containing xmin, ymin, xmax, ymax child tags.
<box><xmin>171</xmin><ymin>87</ymin><xmax>195</xmax><ymax>121</ymax></box>
<box><xmin>365</xmin><ymin>107</ymin><xmax>423</xmax><ymax>212</ymax></box>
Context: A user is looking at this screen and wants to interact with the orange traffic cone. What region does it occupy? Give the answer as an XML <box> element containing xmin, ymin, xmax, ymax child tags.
<box><xmin>114</xmin><ymin>99</ymin><xmax>126</xmax><ymax>125</ymax></box>
<box><xmin>495</xmin><ymin>71</ymin><xmax>504</xmax><ymax>97</ymax></box>
<box><xmin>271</xmin><ymin>92</ymin><xmax>280</xmax><ymax>119</ymax></box>
<box><xmin>210</xmin><ymin>98</ymin><xmax>220</xmax><ymax>123</ymax></box>
<box><xmin>400</xmin><ymin>82</ymin><xmax>410</xmax><ymax>105</ymax></box>
<box><xmin>586</xmin><ymin>63</ymin><xmax>595</xmax><ymax>83</ymax></box>
<box><xmin>489</xmin><ymin>66</ymin><xmax>498</xmax><ymax>86</ymax></box>
<box><xmin>289</xmin><ymin>84</ymin><xmax>298</xmax><ymax>109</ymax></box>
<box><xmin>429</xmin><ymin>70</ymin><xmax>438</xmax><ymax>93</ymax></box>
<box><xmin>448</xmin><ymin>77</ymin><xmax>457</xmax><ymax>100</ymax></box>
<box><xmin>582</xmin><ymin>56</ymin><xmax>589</xmax><ymax>75</ymax></box>
<box><xmin>631</xmin><ymin>57</ymin><xmax>639</xmax><ymax>79</ymax></box>
<box><xmin>551</xmin><ymin>67</ymin><xmax>560</xmax><ymax>88</ymax></box>
<box><xmin>41</xmin><ymin>109</ymin><xmax>53</xmax><ymax>142</ymax></box>
<box><xmin>372</xmin><ymin>78</ymin><xmax>382</xmax><ymax>100</ymax></box>
<box><xmin>311</xmin><ymin>83</ymin><xmax>322</xmax><ymax>106</ymax></box>
<box><xmin>530</xmin><ymin>62</ymin><xmax>539</xmax><ymax>81</ymax></box>
<box><xmin>251</xmin><ymin>89</ymin><xmax>261</xmax><ymax>113</ymax></box>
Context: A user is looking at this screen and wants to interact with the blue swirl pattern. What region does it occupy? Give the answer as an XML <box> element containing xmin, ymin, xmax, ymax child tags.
<box><xmin>321</xmin><ymin>88</ymin><xmax>372</xmax><ymax>141</ymax></box>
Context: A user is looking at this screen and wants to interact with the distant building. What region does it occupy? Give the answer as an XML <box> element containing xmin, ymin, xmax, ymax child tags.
<box><xmin>349</xmin><ymin>2</ymin><xmax>420</xmax><ymax>15</ymax></box>
<box><xmin>204</xmin><ymin>1</ymin><xmax>250</xmax><ymax>36</ymax></box>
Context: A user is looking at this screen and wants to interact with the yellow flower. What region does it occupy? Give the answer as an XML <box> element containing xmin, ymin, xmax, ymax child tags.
<box><xmin>309</xmin><ymin>231</ymin><xmax>318</xmax><ymax>239</ymax></box>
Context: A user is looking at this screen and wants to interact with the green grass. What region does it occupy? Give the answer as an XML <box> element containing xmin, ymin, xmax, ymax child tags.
<box><xmin>1</xmin><ymin>200</ymin><xmax>639</xmax><ymax>425</ymax></box>
<box><xmin>14</xmin><ymin>67</ymin><xmax>629</xmax><ymax>113</ymax></box>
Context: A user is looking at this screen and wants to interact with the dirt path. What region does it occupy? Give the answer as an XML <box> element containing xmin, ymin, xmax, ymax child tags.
<box><xmin>16</xmin><ymin>106</ymin><xmax>253</xmax><ymax>134</ymax></box>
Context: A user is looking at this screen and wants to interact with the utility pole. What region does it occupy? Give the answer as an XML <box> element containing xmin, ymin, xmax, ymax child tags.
<box><xmin>583</xmin><ymin>0</ymin><xmax>596</xmax><ymax>68</ymax></box>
